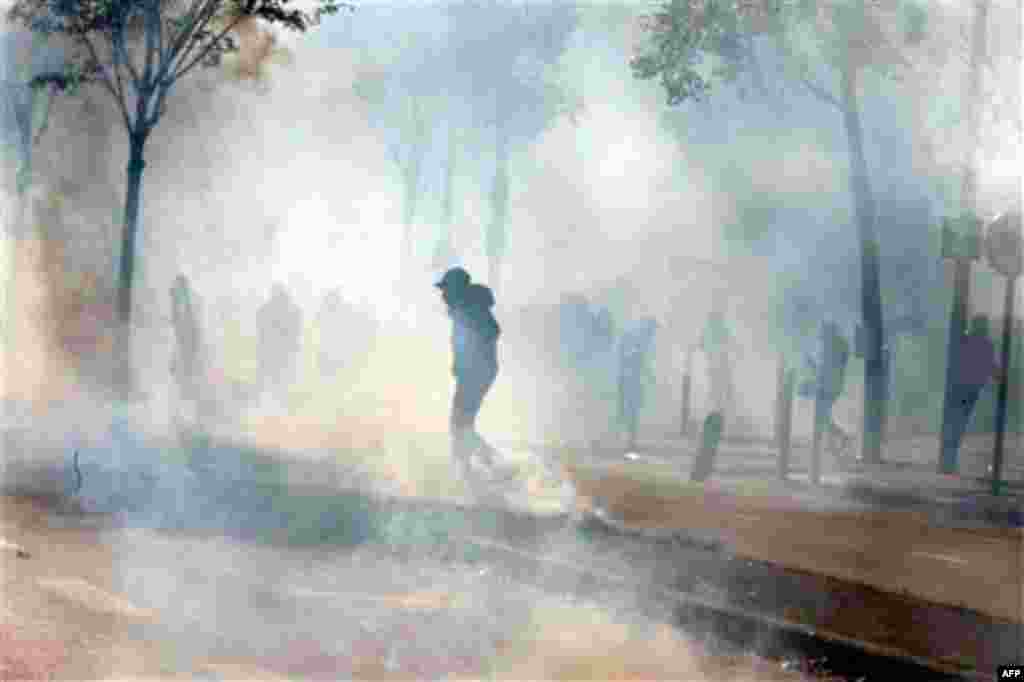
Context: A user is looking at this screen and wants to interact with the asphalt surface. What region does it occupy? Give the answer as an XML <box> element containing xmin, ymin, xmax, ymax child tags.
<box><xmin>3</xmin><ymin>491</ymin><xmax>842</xmax><ymax>681</ymax></box>
<box><xmin>2</xmin><ymin>414</ymin><xmax>1019</xmax><ymax>680</ymax></box>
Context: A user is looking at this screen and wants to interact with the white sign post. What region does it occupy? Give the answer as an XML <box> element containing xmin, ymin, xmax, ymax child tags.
<box><xmin>985</xmin><ymin>211</ymin><xmax>1022</xmax><ymax>496</ymax></box>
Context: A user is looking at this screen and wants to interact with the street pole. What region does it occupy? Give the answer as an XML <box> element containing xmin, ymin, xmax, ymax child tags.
<box><xmin>991</xmin><ymin>279</ymin><xmax>1016</xmax><ymax>496</ymax></box>
<box><xmin>984</xmin><ymin>210</ymin><xmax>1022</xmax><ymax>496</ymax></box>
<box><xmin>810</xmin><ymin>322</ymin><xmax>826</xmax><ymax>486</ymax></box>
<box><xmin>776</xmin><ymin>352</ymin><xmax>794</xmax><ymax>481</ymax></box>
<box><xmin>680</xmin><ymin>346</ymin><xmax>694</xmax><ymax>437</ymax></box>
<box><xmin>941</xmin><ymin>0</ymin><xmax>989</xmax><ymax>474</ymax></box>
<box><xmin>691</xmin><ymin>412</ymin><xmax>723</xmax><ymax>483</ymax></box>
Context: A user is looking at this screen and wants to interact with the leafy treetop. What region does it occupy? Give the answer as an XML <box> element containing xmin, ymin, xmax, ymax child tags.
<box><xmin>630</xmin><ymin>0</ymin><xmax>928</xmax><ymax>107</ymax></box>
<box><xmin>8</xmin><ymin>0</ymin><xmax>351</xmax><ymax>133</ymax></box>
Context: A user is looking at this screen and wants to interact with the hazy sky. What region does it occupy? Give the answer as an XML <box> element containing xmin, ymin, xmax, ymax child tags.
<box><xmin>0</xmin><ymin>0</ymin><xmax>1020</xmax><ymax>373</ymax></box>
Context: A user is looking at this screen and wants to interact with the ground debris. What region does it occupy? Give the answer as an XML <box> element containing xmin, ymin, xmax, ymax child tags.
<box><xmin>0</xmin><ymin>537</ymin><xmax>31</xmax><ymax>558</ymax></box>
<box><xmin>37</xmin><ymin>578</ymin><xmax>156</xmax><ymax>620</ymax></box>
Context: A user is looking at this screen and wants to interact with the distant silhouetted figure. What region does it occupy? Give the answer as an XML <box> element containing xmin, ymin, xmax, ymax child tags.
<box><xmin>592</xmin><ymin>307</ymin><xmax>615</xmax><ymax>356</ymax></box>
<box><xmin>805</xmin><ymin>320</ymin><xmax>851</xmax><ymax>476</ymax></box>
<box><xmin>691</xmin><ymin>412</ymin><xmax>724</xmax><ymax>483</ymax></box>
<box><xmin>257</xmin><ymin>283</ymin><xmax>304</xmax><ymax>399</ymax></box>
<box><xmin>618</xmin><ymin>317</ymin><xmax>658</xmax><ymax>451</ymax></box>
<box><xmin>702</xmin><ymin>310</ymin><xmax>736</xmax><ymax>425</ymax></box>
<box><xmin>559</xmin><ymin>293</ymin><xmax>592</xmax><ymax>368</ymax></box>
<box><xmin>169</xmin><ymin>274</ymin><xmax>207</xmax><ymax>404</ymax></box>
<box><xmin>435</xmin><ymin>267</ymin><xmax>509</xmax><ymax>490</ymax></box>
<box><xmin>316</xmin><ymin>289</ymin><xmax>346</xmax><ymax>376</ymax></box>
<box><xmin>946</xmin><ymin>315</ymin><xmax>999</xmax><ymax>459</ymax></box>
<box><xmin>316</xmin><ymin>289</ymin><xmax>378</xmax><ymax>377</ymax></box>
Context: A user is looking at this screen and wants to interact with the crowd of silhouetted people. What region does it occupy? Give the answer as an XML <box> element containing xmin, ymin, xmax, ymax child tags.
<box><xmin>166</xmin><ymin>276</ymin><xmax>380</xmax><ymax>425</ymax></box>
<box><xmin>164</xmin><ymin>266</ymin><xmax>1008</xmax><ymax>497</ymax></box>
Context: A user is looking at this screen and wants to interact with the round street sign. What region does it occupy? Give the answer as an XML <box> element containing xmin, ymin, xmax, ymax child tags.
<box><xmin>985</xmin><ymin>211</ymin><xmax>1023</xmax><ymax>280</ymax></box>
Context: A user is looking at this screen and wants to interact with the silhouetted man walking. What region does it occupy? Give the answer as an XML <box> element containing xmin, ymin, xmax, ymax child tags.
<box><xmin>257</xmin><ymin>283</ymin><xmax>304</xmax><ymax>400</ymax></box>
<box><xmin>618</xmin><ymin>317</ymin><xmax>658</xmax><ymax>451</ymax></box>
<box><xmin>169</xmin><ymin>274</ymin><xmax>206</xmax><ymax>405</ymax></box>
<box><xmin>435</xmin><ymin>267</ymin><xmax>509</xmax><ymax>489</ymax></box>
<box><xmin>702</xmin><ymin>309</ymin><xmax>736</xmax><ymax>425</ymax></box>
<box><xmin>315</xmin><ymin>289</ymin><xmax>378</xmax><ymax>377</ymax></box>
<box><xmin>946</xmin><ymin>315</ymin><xmax>999</xmax><ymax>460</ymax></box>
<box><xmin>806</xmin><ymin>319</ymin><xmax>851</xmax><ymax>477</ymax></box>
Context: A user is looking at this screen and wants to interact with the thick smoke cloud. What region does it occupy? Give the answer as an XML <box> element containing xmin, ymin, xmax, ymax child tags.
<box><xmin>0</xmin><ymin>0</ymin><xmax>1019</xmax><ymax>484</ymax></box>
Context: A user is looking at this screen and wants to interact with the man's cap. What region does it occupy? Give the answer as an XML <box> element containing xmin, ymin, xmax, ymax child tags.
<box><xmin>435</xmin><ymin>267</ymin><xmax>471</xmax><ymax>290</ymax></box>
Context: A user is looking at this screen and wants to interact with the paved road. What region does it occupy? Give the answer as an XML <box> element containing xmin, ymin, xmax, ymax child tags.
<box><xmin>2</xmin><ymin>494</ymin><xmax>836</xmax><ymax>681</ymax></box>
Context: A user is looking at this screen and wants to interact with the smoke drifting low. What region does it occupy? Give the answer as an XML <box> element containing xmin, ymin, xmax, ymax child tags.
<box><xmin>1</xmin><ymin>0</ymin><xmax>1020</xmax><ymax>494</ymax></box>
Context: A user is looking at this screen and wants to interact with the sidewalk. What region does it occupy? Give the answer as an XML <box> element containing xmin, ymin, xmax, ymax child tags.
<box><xmin>558</xmin><ymin>445</ymin><xmax>1024</xmax><ymax>626</ymax></box>
<box><xmin>551</xmin><ymin>431</ymin><xmax>1024</xmax><ymax>528</ymax></box>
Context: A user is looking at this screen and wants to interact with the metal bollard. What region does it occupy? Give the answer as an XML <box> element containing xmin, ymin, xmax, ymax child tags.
<box><xmin>776</xmin><ymin>358</ymin><xmax>795</xmax><ymax>480</ymax></box>
<box><xmin>680</xmin><ymin>372</ymin><xmax>692</xmax><ymax>437</ymax></box>
<box><xmin>691</xmin><ymin>412</ymin><xmax>724</xmax><ymax>483</ymax></box>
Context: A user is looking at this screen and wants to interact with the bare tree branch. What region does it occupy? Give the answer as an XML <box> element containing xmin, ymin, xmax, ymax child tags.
<box><xmin>172</xmin><ymin>0</ymin><xmax>221</xmax><ymax>72</ymax></box>
<box><xmin>171</xmin><ymin>2</ymin><xmax>241</xmax><ymax>81</ymax></box>
<box><xmin>155</xmin><ymin>4</ymin><xmax>166</xmax><ymax>73</ymax></box>
<box><xmin>147</xmin><ymin>80</ymin><xmax>169</xmax><ymax>126</ymax></box>
<box><xmin>79</xmin><ymin>33</ymin><xmax>133</xmax><ymax>132</ymax></box>
<box><xmin>112</xmin><ymin>22</ymin><xmax>143</xmax><ymax>89</ymax></box>
<box><xmin>143</xmin><ymin>0</ymin><xmax>158</xmax><ymax>84</ymax></box>
<box><xmin>799</xmin><ymin>75</ymin><xmax>841</xmax><ymax>109</ymax></box>
<box><xmin>162</xmin><ymin>0</ymin><xmax>207</xmax><ymax>67</ymax></box>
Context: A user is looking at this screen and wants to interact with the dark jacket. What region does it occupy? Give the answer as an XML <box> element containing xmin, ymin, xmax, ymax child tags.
<box><xmin>958</xmin><ymin>333</ymin><xmax>998</xmax><ymax>388</ymax></box>
<box><xmin>450</xmin><ymin>284</ymin><xmax>500</xmax><ymax>377</ymax></box>
<box><xmin>619</xmin><ymin>320</ymin><xmax>656</xmax><ymax>382</ymax></box>
<box><xmin>800</xmin><ymin>328</ymin><xmax>850</xmax><ymax>402</ymax></box>
<box><xmin>819</xmin><ymin>330</ymin><xmax>850</xmax><ymax>401</ymax></box>
<box><xmin>170</xmin><ymin>276</ymin><xmax>205</xmax><ymax>390</ymax></box>
<box><xmin>258</xmin><ymin>289</ymin><xmax>303</xmax><ymax>360</ymax></box>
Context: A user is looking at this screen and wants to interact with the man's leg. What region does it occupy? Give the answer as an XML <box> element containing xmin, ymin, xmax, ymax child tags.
<box><xmin>459</xmin><ymin>371</ymin><xmax>508</xmax><ymax>475</ymax></box>
<box><xmin>942</xmin><ymin>394</ymin><xmax>964</xmax><ymax>468</ymax></box>
<box><xmin>451</xmin><ymin>377</ymin><xmax>473</xmax><ymax>472</ymax></box>
<box><xmin>951</xmin><ymin>384</ymin><xmax>983</xmax><ymax>457</ymax></box>
<box><xmin>811</xmin><ymin>393</ymin><xmax>836</xmax><ymax>483</ymax></box>
<box><xmin>451</xmin><ymin>376</ymin><xmax>494</xmax><ymax>490</ymax></box>
<box><xmin>451</xmin><ymin>427</ymin><xmax>481</xmax><ymax>486</ymax></box>
<box><xmin>827</xmin><ymin>413</ymin><xmax>851</xmax><ymax>460</ymax></box>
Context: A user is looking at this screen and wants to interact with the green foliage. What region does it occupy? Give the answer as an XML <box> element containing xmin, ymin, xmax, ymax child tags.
<box><xmin>631</xmin><ymin>0</ymin><xmax>930</xmax><ymax>107</ymax></box>
<box><xmin>8</xmin><ymin>0</ymin><xmax>352</xmax><ymax>133</ymax></box>
<box><xmin>630</xmin><ymin>0</ymin><xmax>719</xmax><ymax>105</ymax></box>
<box><xmin>901</xmin><ymin>1</ymin><xmax>928</xmax><ymax>46</ymax></box>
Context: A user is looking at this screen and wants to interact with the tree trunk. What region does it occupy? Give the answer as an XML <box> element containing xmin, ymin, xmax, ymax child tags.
<box><xmin>399</xmin><ymin>159</ymin><xmax>422</xmax><ymax>293</ymax></box>
<box><xmin>839</xmin><ymin>64</ymin><xmax>886</xmax><ymax>466</ymax></box>
<box><xmin>776</xmin><ymin>355</ymin><xmax>794</xmax><ymax>480</ymax></box>
<box><xmin>940</xmin><ymin>0</ymin><xmax>989</xmax><ymax>473</ymax></box>
<box><xmin>681</xmin><ymin>347</ymin><xmax>694</xmax><ymax>437</ymax></box>
<box><xmin>433</xmin><ymin>125</ymin><xmax>458</xmax><ymax>271</ymax></box>
<box><xmin>113</xmin><ymin>133</ymin><xmax>147</xmax><ymax>397</ymax></box>
<box><xmin>487</xmin><ymin>128</ymin><xmax>510</xmax><ymax>294</ymax></box>
<box><xmin>743</xmin><ymin>35</ymin><xmax>772</xmax><ymax>101</ymax></box>
<box><xmin>401</xmin><ymin>175</ymin><xmax>416</xmax><ymax>266</ymax></box>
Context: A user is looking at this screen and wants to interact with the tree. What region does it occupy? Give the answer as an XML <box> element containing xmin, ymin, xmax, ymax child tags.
<box><xmin>1</xmin><ymin>33</ymin><xmax>60</xmax><ymax>401</ymax></box>
<box><xmin>346</xmin><ymin>8</ymin><xmax>455</xmax><ymax>290</ymax></box>
<box><xmin>1</xmin><ymin>32</ymin><xmax>59</xmax><ymax>207</ymax></box>
<box><xmin>431</xmin><ymin>119</ymin><xmax>460</xmax><ymax>272</ymax></box>
<box><xmin>7</xmin><ymin>0</ymin><xmax>349</xmax><ymax>395</ymax></box>
<box><xmin>444</xmin><ymin>0</ymin><xmax>580</xmax><ymax>293</ymax></box>
<box><xmin>631</xmin><ymin>0</ymin><xmax>928</xmax><ymax>464</ymax></box>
